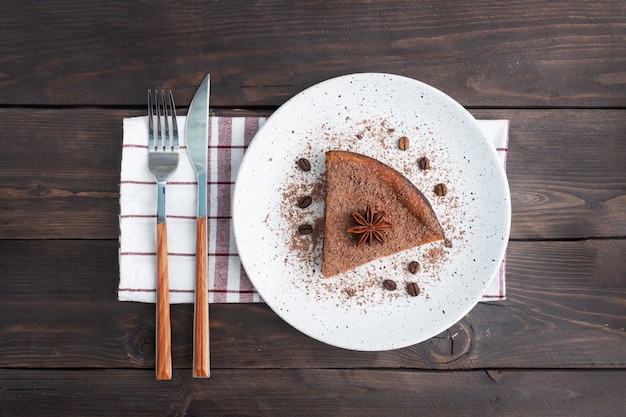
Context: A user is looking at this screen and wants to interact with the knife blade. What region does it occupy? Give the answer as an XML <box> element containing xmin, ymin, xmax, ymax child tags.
<box><xmin>185</xmin><ymin>74</ymin><xmax>210</xmax><ymax>378</ymax></box>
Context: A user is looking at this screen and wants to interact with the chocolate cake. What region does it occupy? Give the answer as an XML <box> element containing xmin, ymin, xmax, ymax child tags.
<box><xmin>322</xmin><ymin>150</ymin><xmax>445</xmax><ymax>277</ymax></box>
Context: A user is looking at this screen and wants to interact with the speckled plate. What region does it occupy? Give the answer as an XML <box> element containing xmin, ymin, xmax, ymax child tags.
<box><xmin>232</xmin><ymin>73</ymin><xmax>510</xmax><ymax>351</ymax></box>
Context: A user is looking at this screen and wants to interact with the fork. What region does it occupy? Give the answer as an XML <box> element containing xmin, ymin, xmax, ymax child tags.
<box><xmin>148</xmin><ymin>89</ymin><xmax>179</xmax><ymax>380</ymax></box>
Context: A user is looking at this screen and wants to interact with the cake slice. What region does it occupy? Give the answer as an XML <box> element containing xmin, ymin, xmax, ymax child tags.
<box><xmin>322</xmin><ymin>150</ymin><xmax>445</xmax><ymax>277</ymax></box>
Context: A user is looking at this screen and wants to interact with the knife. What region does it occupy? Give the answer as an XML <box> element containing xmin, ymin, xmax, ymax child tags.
<box><xmin>185</xmin><ymin>74</ymin><xmax>211</xmax><ymax>378</ymax></box>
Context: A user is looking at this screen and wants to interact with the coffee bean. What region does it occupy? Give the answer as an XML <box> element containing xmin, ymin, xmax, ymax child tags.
<box><xmin>407</xmin><ymin>282</ymin><xmax>420</xmax><ymax>297</ymax></box>
<box><xmin>408</xmin><ymin>261</ymin><xmax>420</xmax><ymax>274</ymax></box>
<box><xmin>298</xmin><ymin>224</ymin><xmax>313</xmax><ymax>235</ymax></box>
<box><xmin>297</xmin><ymin>158</ymin><xmax>311</xmax><ymax>171</ymax></box>
<box><xmin>418</xmin><ymin>156</ymin><xmax>431</xmax><ymax>170</ymax></box>
<box><xmin>297</xmin><ymin>195</ymin><xmax>312</xmax><ymax>208</ymax></box>
<box><xmin>398</xmin><ymin>136</ymin><xmax>410</xmax><ymax>150</ymax></box>
<box><xmin>434</xmin><ymin>183</ymin><xmax>448</xmax><ymax>196</ymax></box>
<box><xmin>382</xmin><ymin>279</ymin><xmax>397</xmax><ymax>291</ymax></box>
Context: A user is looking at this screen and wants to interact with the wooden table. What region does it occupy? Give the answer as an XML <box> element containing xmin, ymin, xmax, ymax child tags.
<box><xmin>1</xmin><ymin>1</ymin><xmax>625</xmax><ymax>415</ymax></box>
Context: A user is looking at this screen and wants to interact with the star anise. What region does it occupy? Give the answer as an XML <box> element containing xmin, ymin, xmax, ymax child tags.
<box><xmin>347</xmin><ymin>204</ymin><xmax>393</xmax><ymax>247</ymax></box>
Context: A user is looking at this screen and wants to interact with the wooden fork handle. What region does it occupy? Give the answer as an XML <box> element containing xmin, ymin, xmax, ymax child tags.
<box><xmin>193</xmin><ymin>217</ymin><xmax>210</xmax><ymax>378</ymax></box>
<box><xmin>156</xmin><ymin>223</ymin><xmax>172</xmax><ymax>380</ymax></box>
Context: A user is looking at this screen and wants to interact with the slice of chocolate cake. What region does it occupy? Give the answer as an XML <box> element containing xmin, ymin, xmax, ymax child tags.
<box><xmin>322</xmin><ymin>150</ymin><xmax>445</xmax><ymax>277</ymax></box>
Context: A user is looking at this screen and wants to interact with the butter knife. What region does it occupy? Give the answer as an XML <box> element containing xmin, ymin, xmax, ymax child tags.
<box><xmin>185</xmin><ymin>74</ymin><xmax>210</xmax><ymax>378</ymax></box>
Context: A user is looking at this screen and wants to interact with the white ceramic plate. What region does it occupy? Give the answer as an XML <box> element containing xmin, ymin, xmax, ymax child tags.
<box><xmin>232</xmin><ymin>73</ymin><xmax>510</xmax><ymax>351</ymax></box>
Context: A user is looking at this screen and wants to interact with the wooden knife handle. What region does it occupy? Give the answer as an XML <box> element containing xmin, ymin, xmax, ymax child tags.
<box><xmin>155</xmin><ymin>223</ymin><xmax>172</xmax><ymax>380</ymax></box>
<box><xmin>193</xmin><ymin>217</ymin><xmax>210</xmax><ymax>377</ymax></box>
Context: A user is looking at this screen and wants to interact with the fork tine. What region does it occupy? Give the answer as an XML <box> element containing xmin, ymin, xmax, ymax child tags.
<box><xmin>148</xmin><ymin>89</ymin><xmax>155</xmax><ymax>151</ymax></box>
<box><xmin>156</xmin><ymin>89</ymin><xmax>164</xmax><ymax>151</ymax></box>
<box><xmin>149</xmin><ymin>89</ymin><xmax>178</xmax><ymax>153</ymax></box>
<box><xmin>162</xmin><ymin>90</ymin><xmax>171</xmax><ymax>151</ymax></box>
<box><xmin>168</xmin><ymin>90</ymin><xmax>179</xmax><ymax>151</ymax></box>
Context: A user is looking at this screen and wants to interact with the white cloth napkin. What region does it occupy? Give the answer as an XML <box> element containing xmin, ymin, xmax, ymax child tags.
<box><xmin>118</xmin><ymin>116</ymin><xmax>509</xmax><ymax>303</ymax></box>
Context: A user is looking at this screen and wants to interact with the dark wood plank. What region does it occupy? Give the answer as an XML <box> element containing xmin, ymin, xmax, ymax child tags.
<box><xmin>1</xmin><ymin>108</ymin><xmax>625</xmax><ymax>240</ymax></box>
<box><xmin>1</xmin><ymin>1</ymin><xmax>625</xmax><ymax>107</ymax></box>
<box><xmin>1</xmin><ymin>239</ymin><xmax>624</xmax><ymax>369</ymax></box>
<box><xmin>1</xmin><ymin>368</ymin><xmax>625</xmax><ymax>417</ymax></box>
<box><xmin>472</xmin><ymin>109</ymin><xmax>626</xmax><ymax>240</ymax></box>
<box><xmin>0</xmin><ymin>108</ymin><xmax>129</xmax><ymax>239</ymax></box>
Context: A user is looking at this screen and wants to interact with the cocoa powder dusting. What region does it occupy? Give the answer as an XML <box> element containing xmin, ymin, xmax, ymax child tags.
<box><xmin>273</xmin><ymin>115</ymin><xmax>468</xmax><ymax>311</ymax></box>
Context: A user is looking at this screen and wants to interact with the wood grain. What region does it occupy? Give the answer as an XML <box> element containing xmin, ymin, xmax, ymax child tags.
<box><xmin>472</xmin><ymin>109</ymin><xmax>626</xmax><ymax>239</ymax></box>
<box><xmin>1</xmin><ymin>369</ymin><xmax>625</xmax><ymax>417</ymax></box>
<box><xmin>193</xmin><ymin>217</ymin><xmax>210</xmax><ymax>378</ymax></box>
<box><xmin>0</xmin><ymin>1</ymin><xmax>625</xmax><ymax>107</ymax></box>
<box><xmin>0</xmin><ymin>108</ymin><xmax>624</xmax><ymax>240</ymax></box>
<box><xmin>0</xmin><ymin>239</ymin><xmax>624</xmax><ymax>370</ymax></box>
<box><xmin>155</xmin><ymin>223</ymin><xmax>172</xmax><ymax>380</ymax></box>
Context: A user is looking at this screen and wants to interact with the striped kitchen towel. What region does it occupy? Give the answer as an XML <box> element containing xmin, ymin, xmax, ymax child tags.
<box><xmin>118</xmin><ymin>116</ymin><xmax>508</xmax><ymax>303</ymax></box>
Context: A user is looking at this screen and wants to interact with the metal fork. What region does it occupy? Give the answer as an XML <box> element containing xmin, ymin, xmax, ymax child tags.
<box><xmin>148</xmin><ymin>89</ymin><xmax>179</xmax><ymax>380</ymax></box>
